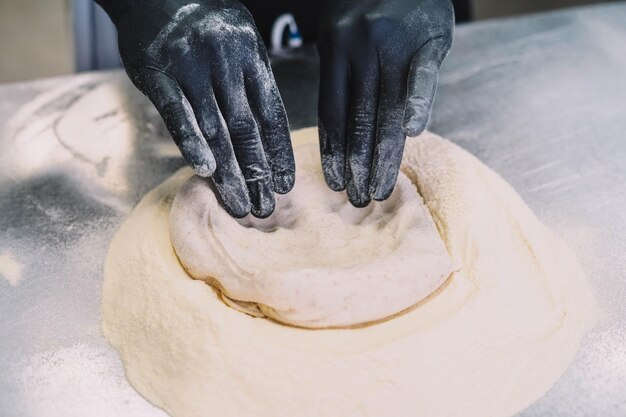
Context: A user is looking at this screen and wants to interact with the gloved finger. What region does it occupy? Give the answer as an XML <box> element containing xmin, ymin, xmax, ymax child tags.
<box><xmin>181</xmin><ymin>80</ymin><xmax>252</xmax><ymax>218</ymax></box>
<box><xmin>245</xmin><ymin>51</ymin><xmax>295</xmax><ymax>195</ymax></box>
<box><xmin>345</xmin><ymin>51</ymin><xmax>380</xmax><ymax>208</ymax></box>
<box><xmin>212</xmin><ymin>64</ymin><xmax>275</xmax><ymax>219</ymax></box>
<box><xmin>317</xmin><ymin>39</ymin><xmax>350</xmax><ymax>191</ymax></box>
<box><xmin>369</xmin><ymin>67</ymin><xmax>407</xmax><ymax>201</ymax></box>
<box><xmin>139</xmin><ymin>69</ymin><xmax>216</xmax><ymax>177</ymax></box>
<box><xmin>403</xmin><ymin>36</ymin><xmax>452</xmax><ymax>137</ymax></box>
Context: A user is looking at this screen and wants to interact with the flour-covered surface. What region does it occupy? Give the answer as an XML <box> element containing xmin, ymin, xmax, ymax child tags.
<box><xmin>1</xmin><ymin>3</ymin><xmax>626</xmax><ymax>416</ymax></box>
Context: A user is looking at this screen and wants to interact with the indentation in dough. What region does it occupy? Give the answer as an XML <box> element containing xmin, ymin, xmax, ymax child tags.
<box><xmin>170</xmin><ymin>143</ymin><xmax>455</xmax><ymax>328</ymax></box>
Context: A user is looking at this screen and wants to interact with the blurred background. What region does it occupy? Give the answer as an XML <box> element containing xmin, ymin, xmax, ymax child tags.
<box><xmin>0</xmin><ymin>0</ymin><xmax>616</xmax><ymax>84</ymax></box>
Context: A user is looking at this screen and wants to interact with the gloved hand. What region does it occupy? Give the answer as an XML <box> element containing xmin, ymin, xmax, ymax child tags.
<box><xmin>96</xmin><ymin>0</ymin><xmax>295</xmax><ymax>218</ymax></box>
<box><xmin>317</xmin><ymin>0</ymin><xmax>454</xmax><ymax>207</ymax></box>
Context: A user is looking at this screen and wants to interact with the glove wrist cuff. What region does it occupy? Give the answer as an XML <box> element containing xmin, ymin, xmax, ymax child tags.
<box><xmin>95</xmin><ymin>0</ymin><xmax>136</xmax><ymax>25</ymax></box>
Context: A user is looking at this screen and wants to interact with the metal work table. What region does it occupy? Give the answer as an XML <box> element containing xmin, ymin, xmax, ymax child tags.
<box><xmin>1</xmin><ymin>3</ymin><xmax>626</xmax><ymax>416</ymax></box>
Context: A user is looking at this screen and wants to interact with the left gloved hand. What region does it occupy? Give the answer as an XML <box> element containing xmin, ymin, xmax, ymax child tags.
<box><xmin>317</xmin><ymin>0</ymin><xmax>454</xmax><ymax>207</ymax></box>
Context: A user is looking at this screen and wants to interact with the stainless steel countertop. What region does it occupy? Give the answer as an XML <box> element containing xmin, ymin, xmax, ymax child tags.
<box><xmin>1</xmin><ymin>3</ymin><xmax>626</xmax><ymax>416</ymax></box>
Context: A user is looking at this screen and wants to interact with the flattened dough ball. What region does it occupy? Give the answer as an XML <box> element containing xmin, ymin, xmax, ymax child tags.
<box><xmin>103</xmin><ymin>128</ymin><xmax>596</xmax><ymax>417</ymax></box>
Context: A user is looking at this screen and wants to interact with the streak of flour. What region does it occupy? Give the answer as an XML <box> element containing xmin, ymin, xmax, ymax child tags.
<box><xmin>146</xmin><ymin>4</ymin><xmax>201</xmax><ymax>57</ymax></box>
<box><xmin>19</xmin><ymin>344</ymin><xmax>166</xmax><ymax>417</ymax></box>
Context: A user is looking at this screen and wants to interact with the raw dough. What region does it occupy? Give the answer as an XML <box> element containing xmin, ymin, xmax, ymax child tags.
<box><xmin>102</xmin><ymin>128</ymin><xmax>596</xmax><ymax>417</ymax></box>
<box><xmin>170</xmin><ymin>143</ymin><xmax>455</xmax><ymax>329</ymax></box>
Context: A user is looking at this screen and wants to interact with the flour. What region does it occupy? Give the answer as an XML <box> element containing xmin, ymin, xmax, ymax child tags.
<box><xmin>20</xmin><ymin>344</ymin><xmax>165</xmax><ymax>417</ymax></box>
<box><xmin>102</xmin><ymin>128</ymin><xmax>596</xmax><ymax>417</ymax></box>
<box><xmin>146</xmin><ymin>4</ymin><xmax>201</xmax><ymax>57</ymax></box>
<box><xmin>0</xmin><ymin>250</ymin><xmax>24</xmax><ymax>287</ymax></box>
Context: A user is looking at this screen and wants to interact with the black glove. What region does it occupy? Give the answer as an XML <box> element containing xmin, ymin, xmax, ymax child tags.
<box><xmin>96</xmin><ymin>0</ymin><xmax>295</xmax><ymax>218</ymax></box>
<box><xmin>317</xmin><ymin>0</ymin><xmax>454</xmax><ymax>207</ymax></box>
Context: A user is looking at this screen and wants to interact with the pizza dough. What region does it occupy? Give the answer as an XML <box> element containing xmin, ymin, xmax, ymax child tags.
<box><xmin>102</xmin><ymin>128</ymin><xmax>596</xmax><ymax>417</ymax></box>
<box><xmin>169</xmin><ymin>143</ymin><xmax>455</xmax><ymax>329</ymax></box>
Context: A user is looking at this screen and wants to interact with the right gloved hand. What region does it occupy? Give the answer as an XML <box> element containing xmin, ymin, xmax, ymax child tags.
<box><xmin>96</xmin><ymin>0</ymin><xmax>295</xmax><ymax>218</ymax></box>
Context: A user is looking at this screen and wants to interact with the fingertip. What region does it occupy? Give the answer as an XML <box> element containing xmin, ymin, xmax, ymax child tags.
<box><xmin>226</xmin><ymin>204</ymin><xmax>252</xmax><ymax>219</ymax></box>
<box><xmin>248</xmin><ymin>179</ymin><xmax>276</xmax><ymax>219</ymax></box>
<box><xmin>368</xmin><ymin>154</ymin><xmax>401</xmax><ymax>201</ymax></box>
<box><xmin>221</xmin><ymin>193</ymin><xmax>252</xmax><ymax>219</ymax></box>
<box><xmin>321</xmin><ymin>155</ymin><xmax>347</xmax><ymax>191</ymax></box>
<box><xmin>403</xmin><ymin>100</ymin><xmax>430</xmax><ymax>138</ymax></box>
<box><xmin>402</xmin><ymin>119</ymin><xmax>427</xmax><ymax>138</ymax></box>
<box><xmin>178</xmin><ymin>135</ymin><xmax>216</xmax><ymax>177</ymax></box>
<box><xmin>325</xmin><ymin>175</ymin><xmax>347</xmax><ymax>192</ymax></box>
<box><xmin>369</xmin><ymin>174</ymin><xmax>396</xmax><ymax>201</ymax></box>
<box><xmin>346</xmin><ymin>181</ymin><xmax>371</xmax><ymax>208</ymax></box>
<box><xmin>370</xmin><ymin>185</ymin><xmax>394</xmax><ymax>202</ymax></box>
<box><xmin>251</xmin><ymin>203</ymin><xmax>275</xmax><ymax>219</ymax></box>
<box><xmin>320</xmin><ymin>145</ymin><xmax>346</xmax><ymax>191</ymax></box>
<box><xmin>210</xmin><ymin>168</ymin><xmax>253</xmax><ymax>219</ymax></box>
<box><xmin>250</xmin><ymin>194</ymin><xmax>275</xmax><ymax>219</ymax></box>
<box><xmin>269</xmin><ymin>153</ymin><xmax>296</xmax><ymax>194</ymax></box>
<box><xmin>319</xmin><ymin>119</ymin><xmax>348</xmax><ymax>191</ymax></box>
<box><xmin>273</xmin><ymin>171</ymin><xmax>295</xmax><ymax>195</ymax></box>
<box><xmin>191</xmin><ymin>161</ymin><xmax>216</xmax><ymax>178</ymax></box>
